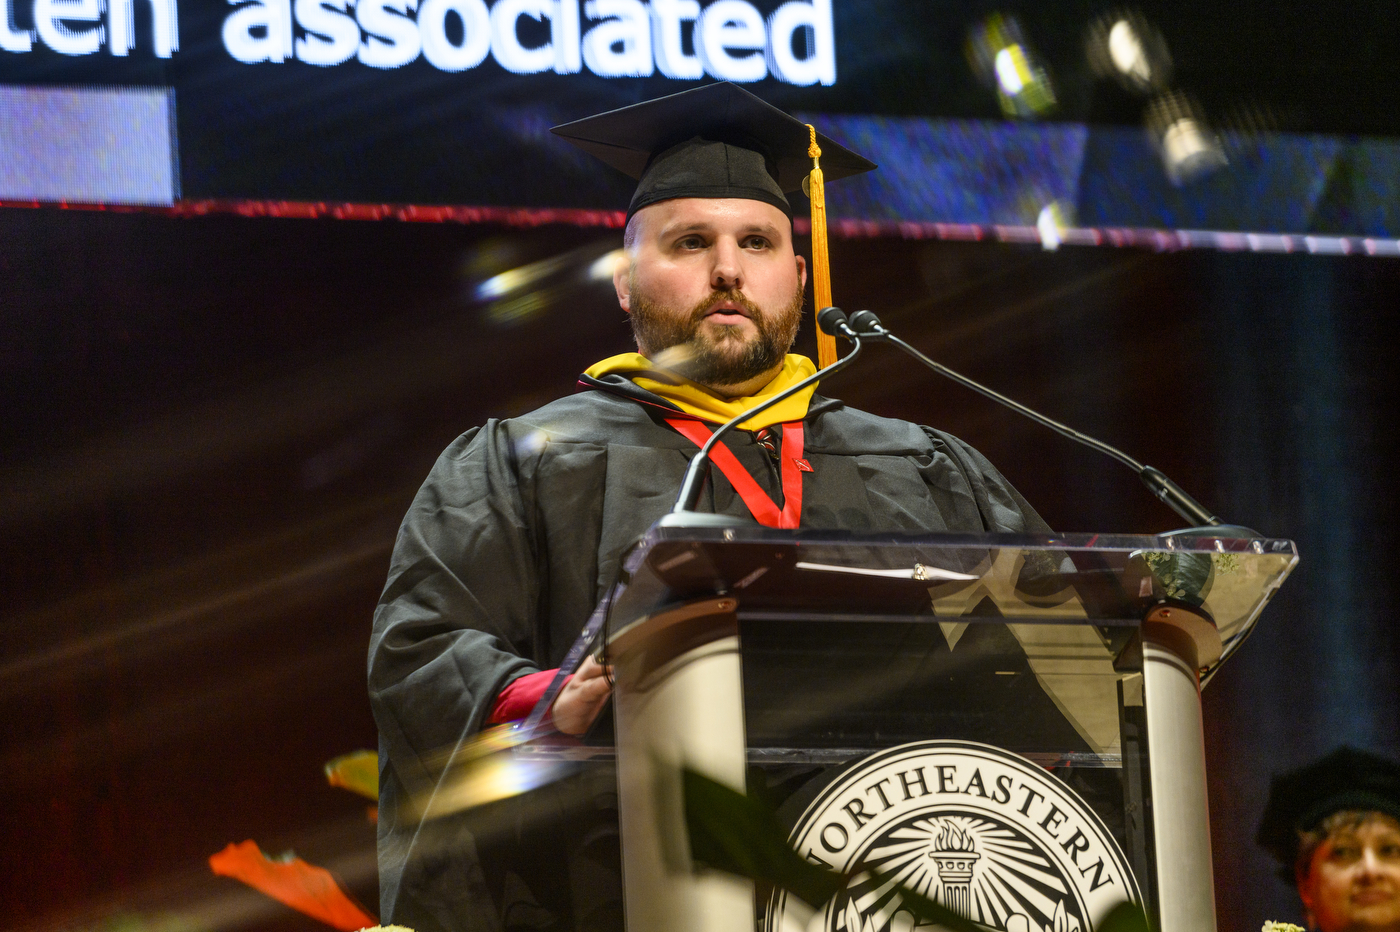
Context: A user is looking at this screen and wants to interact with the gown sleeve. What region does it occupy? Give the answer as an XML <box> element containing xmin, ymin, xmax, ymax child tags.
<box><xmin>368</xmin><ymin>421</ymin><xmax>544</xmax><ymax>792</ymax></box>
<box><xmin>921</xmin><ymin>426</ymin><xmax>1053</xmax><ymax>534</ymax></box>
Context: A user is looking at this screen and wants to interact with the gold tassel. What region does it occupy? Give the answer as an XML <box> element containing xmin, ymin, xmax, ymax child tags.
<box><xmin>805</xmin><ymin>124</ymin><xmax>836</xmax><ymax>368</ymax></box>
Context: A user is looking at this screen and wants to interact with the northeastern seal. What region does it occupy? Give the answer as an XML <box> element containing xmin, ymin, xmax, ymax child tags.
<box><xmin>763</xmin><ymin>740</ymin><xmax>1141</xmax><ymax>932</ymax></box>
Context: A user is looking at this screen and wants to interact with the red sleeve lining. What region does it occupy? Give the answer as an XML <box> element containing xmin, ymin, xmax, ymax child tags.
<box><xmin>487</xmin><ymin>669</ymin><xmax>570</xmax><ymax>725</ymax></box>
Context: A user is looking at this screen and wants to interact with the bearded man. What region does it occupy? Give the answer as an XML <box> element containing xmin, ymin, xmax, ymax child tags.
<box><xmin>368</xmin><ymin>83</ymin><xmax>1048</xmax><ymax>932</ymax></box>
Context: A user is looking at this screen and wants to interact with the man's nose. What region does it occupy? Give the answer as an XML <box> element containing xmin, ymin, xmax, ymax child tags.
<box><xmin>711</xmin><ymin>238</ymin><xmax>743</xmax><ymax>289</ymax></box>
<box><xmin>1358</xmin><ymin>847</ymin><xmax>1385</xmax><ymax>877</ymax></box>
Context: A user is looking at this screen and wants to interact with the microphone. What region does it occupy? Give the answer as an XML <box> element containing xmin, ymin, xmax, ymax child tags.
<box><xmin>842</xmin><ymin>310</ymin><xmax>1255</xmax><ymax>535</ymax></box>
<box><xmin>659</xmin><ymin>307</ymin><xmax>863</xmax><ymax>528</ymax></box>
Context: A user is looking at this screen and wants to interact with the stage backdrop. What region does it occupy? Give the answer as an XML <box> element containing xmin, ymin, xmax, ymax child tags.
<box><xmin>1</xmin><ymin>206</ymin><xmax>1397</xmax><ymax>932</ymax></box>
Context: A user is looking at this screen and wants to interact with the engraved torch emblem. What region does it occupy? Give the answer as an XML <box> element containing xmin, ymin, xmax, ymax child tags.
<box><xmin>926</xmin><ymin>819</ymin><xmax>981</xmax><ymax>916</ymax></box>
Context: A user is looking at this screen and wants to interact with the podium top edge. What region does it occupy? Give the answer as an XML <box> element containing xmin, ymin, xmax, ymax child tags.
<box><xmin>643</xmin><ymin>524</ymin><xmax>1298</xmax><ymax>556</ymax></box>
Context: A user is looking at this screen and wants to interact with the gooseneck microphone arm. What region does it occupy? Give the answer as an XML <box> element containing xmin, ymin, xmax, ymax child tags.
<box><xmin>669</xmin><ymin>307</ymin><xmax>864</xmax><ymax>518</ymax></box>
<box><xmin>840</xmin><ymin>310</ymin><xmax>1225</xmax><ymax>528</ymax></box>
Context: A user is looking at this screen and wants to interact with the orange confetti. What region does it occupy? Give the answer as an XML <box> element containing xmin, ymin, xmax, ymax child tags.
<box><xmin>209</xmin><ymin>840</ymin><xmax>376</xmax><ymax>931</ymax></box>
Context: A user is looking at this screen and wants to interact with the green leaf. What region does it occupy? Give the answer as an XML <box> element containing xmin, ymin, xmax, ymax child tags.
<box><xmin>682</xmin><ymin>768</ymin><xmax>844</xmax><ymax>907</ymax></box>
<box><xmin>1096</xmin><ymin>901</ymin><xmax>1153</xmax><ymax>932</ymax></box>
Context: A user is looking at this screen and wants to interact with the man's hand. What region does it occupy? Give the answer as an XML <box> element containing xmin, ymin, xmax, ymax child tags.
<box><xmin>550</xmin><ymin>656</ymin><xmax>613</xmax><ymax>735</ymax></box>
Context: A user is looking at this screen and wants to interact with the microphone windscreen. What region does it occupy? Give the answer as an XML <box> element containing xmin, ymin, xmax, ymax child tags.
<box><xmin>816</xmin><ymin>306</ymin><xmax>848</xmax><ymax>335</ymax></box>
<box><xmin>848</xmin><ymin>310</ymin><xmax>883</xmax><ymax>334</ymax></box>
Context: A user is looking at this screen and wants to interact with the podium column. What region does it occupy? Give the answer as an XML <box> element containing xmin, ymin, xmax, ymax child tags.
<box><xmin>610</xmin><ymin>597</ymin><xmax>753</xmax><ymax>932</ymax></box>
<box><xmin>1142</xmin><ymin>605</ymin><xmax>1222</xmax><ymax>932</ymax></box>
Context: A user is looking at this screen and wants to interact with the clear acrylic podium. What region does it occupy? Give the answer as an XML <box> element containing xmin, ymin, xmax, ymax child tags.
<box><xmin>521</xmin><ymin>526</ymin><xmax>1298</xmax><ymax>932</ymax></box>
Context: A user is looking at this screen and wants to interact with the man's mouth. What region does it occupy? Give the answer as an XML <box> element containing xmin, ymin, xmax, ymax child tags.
<box><xmin>703</xmin><ymin>300</ymin><xmax>753</xmax><ymax>324</ymax></box>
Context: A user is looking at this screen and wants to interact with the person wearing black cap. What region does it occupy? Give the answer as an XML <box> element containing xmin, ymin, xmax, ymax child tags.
<box><xmin>1258</xmin><ymin>747</ymin><xmax>1400</xmax><ymax>931</ymax></box>
<box><xmin>368</xmin><ymin>82</ymin><xmax>1051</xmax><ymax>932</ymax></box>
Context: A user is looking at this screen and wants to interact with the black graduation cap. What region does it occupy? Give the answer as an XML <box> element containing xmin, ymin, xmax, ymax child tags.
<box><xmin>1257</xmin><ymin>746</ymin><xmax>1400</xmax><ymax>875</ymax></box>
<box><xmin>551</xmin><ymin>82</ymin><xmax>876</xmax><ymax>220</ymax></box>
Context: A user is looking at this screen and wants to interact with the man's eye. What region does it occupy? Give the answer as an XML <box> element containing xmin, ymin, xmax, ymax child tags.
<box><xmin>744</xmin><ymin>237</ymin><xmax>771</xmax><ymax>249</ymax></box>
<box><xmin>1329</xmin><ymin>845</ymin><xmax>1361</xmax><ymax>861</ymax></box>
<box><xmin>677</xmin><ymin>236</ymin><xmax>705</xmax><ymax>249</ymax></box>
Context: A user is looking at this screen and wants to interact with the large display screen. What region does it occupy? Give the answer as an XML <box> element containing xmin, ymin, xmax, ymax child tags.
<box><xmin>1</xmin><ymin>0</ymin><xmax>1398</xmax><ymax>241</ymax></box>
<box><xmin>1</xmin><ymin>0</ymin><xmax>891</xmax><ymax>204</ymax></box>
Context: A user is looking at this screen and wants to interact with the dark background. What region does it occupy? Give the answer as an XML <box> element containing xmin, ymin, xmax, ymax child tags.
<box><xmin>2</xmin><ymin>205</ymin><xmax>1398</xmax><ymax>932</ymax></box>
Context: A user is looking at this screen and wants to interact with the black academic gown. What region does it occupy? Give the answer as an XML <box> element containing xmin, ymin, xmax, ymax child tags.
<box><xmin>368</xmin><ymin>374</ymin><xmax>1049</xmax><ymax>932</ymax></box>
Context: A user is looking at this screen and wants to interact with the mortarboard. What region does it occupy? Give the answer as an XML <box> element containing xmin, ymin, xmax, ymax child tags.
<box><xmin>1257</xmin><ymin>746</ymin><xmax>1400</xmax><ymax>877</ymax></box>
<box><xmin>552</xmin><ymin>82</ymin><xmax>877</xmax><ymax>367</ymax></box>
<box><xmin>550</xmin><ymin>81</ymin><xmax>875</xmax><ymax>220</ymax></box>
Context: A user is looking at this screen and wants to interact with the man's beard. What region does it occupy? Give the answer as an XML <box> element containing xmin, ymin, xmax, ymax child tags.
<box><xmin>629</xmin><ymin>283</ymin><xmax>804</xmax><ymax>388</ymax></box>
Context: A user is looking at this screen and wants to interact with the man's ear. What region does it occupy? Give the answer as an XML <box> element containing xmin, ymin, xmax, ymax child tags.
<box><xmin>795</xmin><ymin>253</ymin><xmax>808</xmax><ymax>292</ymax></box>
<box><xmin>614</xmin><ymin>252</ymin><xmax>633</xmax><ymax>314</ymax></box>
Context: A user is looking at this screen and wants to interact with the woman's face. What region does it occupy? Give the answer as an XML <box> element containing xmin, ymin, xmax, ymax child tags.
<box><xmin>1299</xmin><ymin>815</ymin><xmax>1400</xmax><ymax>932</ymax></box>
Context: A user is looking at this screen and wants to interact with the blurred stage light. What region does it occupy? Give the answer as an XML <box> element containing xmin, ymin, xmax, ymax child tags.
<box><xmin>512</xmin><ymin>428</ymin><xmax>551</xmax><ymax>459</ymax></box>
<box><xmin>1086</xmin><ymin>11</ymin><xmax>1172</xmax><ymax>95</ymax></box>
<box><xmin>994</xmin><ymin>44</ymin><xmax>1031</xmax><ymax>96</ymax></box>
<box><xmin>485</xmin><ymin>290</ymin><xmax>551</xmax><ymax>327</ymax></box>
<box><xmin>1146</xmin><ymin>92</ymin><xmax>1227</xmax><ymax>186</ymax></box>
<box><xmin>588</xmin><ymin>248</ymin><xmax>626</xmax><ymax>283</ymax></box>
<box><xmin>410</xmin><ymin>725</ymin><xmax>576</xmax><ymax>822</ymax></box>
<box><xmin>966</xmin><ymin>13</ymin><xmax>1057</xmax><ymax>118</ymax></box>
<box><xmin>475</xmin><ymin>261</ymin><xmax>554</xmax><ymax>301</ymax></box>
<box><xmin>471</xmin><ymin>241</ymin><xmax>619</xmax><ymax>327</ymax></box>
<box><xmin>1036</xmin><ymin>201</ymin><xmax>1073</xmax><ymax>251</ymax></box>
<box><xmin>473</xmin><ymin>242</ymin><xmax>617</xmax><ymax>302</ymax></box>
